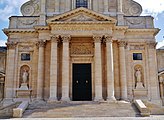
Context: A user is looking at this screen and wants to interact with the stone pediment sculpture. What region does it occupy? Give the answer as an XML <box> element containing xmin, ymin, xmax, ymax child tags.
<box><xmin>47</xmin><ymin>7</ymin><xmax>117</xmax><ymax>24</ymax></box>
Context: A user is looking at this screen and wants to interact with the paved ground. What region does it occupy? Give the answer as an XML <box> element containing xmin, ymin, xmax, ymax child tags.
<box><xmin>22</xmin><ymin>101</ymin><xmax>140</xmax><ymax>118</ymax></box>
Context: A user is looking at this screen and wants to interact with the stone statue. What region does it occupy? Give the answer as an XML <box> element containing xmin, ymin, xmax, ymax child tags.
<box><xmin>135</xmin><ymin>68</ymin><xmax>144</xmax><ymax>89</ymax></box>
<box><xmin>135</xmin><ymin>68</ymin><xmax>142</xmax><ymax>83</ymax></box>
<box><xmin>22</xmin><ymin>70</ymin><xmax>28</xmax><ymax>83</ymax></box>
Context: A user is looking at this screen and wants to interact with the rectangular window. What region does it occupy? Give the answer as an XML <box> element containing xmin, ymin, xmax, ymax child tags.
<box><xmin>76</xmin><ymin>0</ymin><xmax>88</xmax><ymax>8</ymax></box>
<box><xmin>21</xmin><ymin>53</ymin><xmax>30</xmax><ymax>61</ymax></box>
<box><xmin>133</xmin><ymin>53</ymin><xmax>142</xmax><ymax>60</ymax></box>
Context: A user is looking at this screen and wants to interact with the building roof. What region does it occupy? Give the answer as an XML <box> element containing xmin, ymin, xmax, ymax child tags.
<box><xmin>158</xmin><ymin>46</ymin><xmax>164</xmax><ymax>50</ymax></box>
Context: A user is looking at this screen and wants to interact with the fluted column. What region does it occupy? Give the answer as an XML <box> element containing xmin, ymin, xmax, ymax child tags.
<box><xmin>61</xmin><ymin>35</ymin><xmax>71</xmax><ymax>101</ymax></box>
<box><xmin>118</xmin><ymin>41</ymin><xmax>128</xmax><ymax>100</ymax></box>
<box><xmin>48</xmin><ymin>35</ymin><xmax>59</xmax><ymax>102</ymax></box>
<box><xmin>93</xmin><ymin>35</ymin><xmax>103</xmax><ymax>101</ymax></box>
<box><xmin>55</xmin><ymin>0</ymin><xmax>60</xmax><ymax>13</ymax></box>
<box><xmin>105</xmin><ymin>36</ymin><xmax>116</xmax><ymax>102</ymax></box>
<box><xmin>4</xmin><ymin>42</ymin><xmax>17</xmax><ymax>102</ymax></box>
<box><xmin>36</xmin><ymin>40</ymin><xmax>46</xmax><ymax>100</ymax></box>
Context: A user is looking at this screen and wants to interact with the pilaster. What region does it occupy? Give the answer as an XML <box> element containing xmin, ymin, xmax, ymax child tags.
<box><xmin>4</xmin><ymin>42</ymin><xmax>17</xmax><ymax>104</ymax></box>
<box><xmin>61</xmin><ymin>35</ymin><xmax>71</xmax><ymax>101</ymax></box>
<box><xmin>93</xmin><ymin>35</ymin><xmax>103</xmax><ymax>101</ymax></box>
<box><xmin>105</xmin><ymin>35</ymin><xmax>116</xmax><ymax>102</ymax></box>
<box><xmin>36</xmin><ymin>40</ymin><xmax>46</xmax><ymax>100</ymax></box>
<box><xmin>48</xmin><ymin>35</ymin><xmax>59</xmax><ymax>103</ymax></box>
<box><xmin>118</xmin><ymin>41</ymin><xmax>128</xmax><ymax>100</ymax></box>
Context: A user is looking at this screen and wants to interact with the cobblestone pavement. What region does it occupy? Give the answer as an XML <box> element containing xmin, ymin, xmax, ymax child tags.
<box><xmin>21</xmin><ymin>101</ymin><xmax>141</xmax><ymax>118</ymax></box>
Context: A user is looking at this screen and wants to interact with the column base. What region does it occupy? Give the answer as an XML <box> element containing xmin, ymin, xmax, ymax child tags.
<box><xmin>94</xmin><ymin>97</ymin><xmax>104</xmax><ymax>102</ymax></box>
<box><xmin>47</xmin><ymin>97</ymin><xmax>58</xmax><ymax>104</ymax></box>
<box><xmin>107</xmin><ymin>96</ymin><xmax>117</xmax><ymax>103</ymax></box>
<box><xmin>61</xmin><ymin>97</ymin><xmax>70</xmax><ymax>102</ymax></box>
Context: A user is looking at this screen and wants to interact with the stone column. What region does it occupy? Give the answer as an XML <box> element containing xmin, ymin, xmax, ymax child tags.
<box><xmin>118</xmin><ymin>41</ymin><xmax>128</xmax><ymax>100</ymax></box>
<box><xmin>40</xmin><ymin>0</ymin><xmax>46</xmax><ymax>25</ymax></box>
<box><xmin>104</xmin><ymin>0</ymin><xmax>109</xmax><ymax>13</ymax></box>
<box><xmin>48</xmin><ymin>35</ymin><xmax>59</xmax><ymax>103</ymax></box>
<box><xmin>105</xmin><ymin>36</ymin><xmax>116</xmax><ymax>102</ymax></box>
<box><xmin>117</xmin><ymin>0</ymin><xmax>124</xmax><ymax>25</ymax></box>
<box><xmin>36</xmin><ymin>40</ymin><xmax>46</xmax><ymax>100</ymax></box>
<box><xmin>4</xmin><ymin>42</ymin><xmax>17</xmax><ymax>103</ymax></box>
<box><xmin>147</xmin><ymin>42</ymin><xmax>160</xmax><ymax>104</ymax></box>
<box><xmin>61</xmin><ymin>35</ymin><xmax>71</xmax><ymax>101</ymax></box>
<box><xmin>93</xmin><ymin>35</ymin><xmax>103</xmax><ymax>101</ymax></box>
<box><xmin>159</xmin><ymin>76</ymin><xmax>164</xmax><ymax>99</ymax></box>
<box><xmin>55</xmin><ymin>0</ymin><xmax>60</xmax><ymax>13</ymax></box>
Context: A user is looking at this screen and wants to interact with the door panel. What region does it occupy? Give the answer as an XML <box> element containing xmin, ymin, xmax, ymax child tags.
<box><xmin>73</xmin><ymin>64</ymin><xmax>92</xmax><ymax>101</ymax></box>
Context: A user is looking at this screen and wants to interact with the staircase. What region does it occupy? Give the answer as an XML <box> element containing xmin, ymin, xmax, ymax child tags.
<box><xmin>23</xmin><ymin>101</ymin><xmax>140</xmax><ymax>118</ymax></box>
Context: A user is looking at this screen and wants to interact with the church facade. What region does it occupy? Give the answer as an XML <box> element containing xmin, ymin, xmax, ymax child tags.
<box><xmin>3</xmin><ymin>0</ymin><xmax>161</xmax><ymax>104</ymax></box>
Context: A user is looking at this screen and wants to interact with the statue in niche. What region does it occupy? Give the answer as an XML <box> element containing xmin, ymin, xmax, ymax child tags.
<box><xmin>19</xmin><ymin>67</ymin><xmax>29</xmax><ymax>90</ymax></box>
<box><xmin>22</xmin><ymin>69</ymin><xmax>28</xmax><ymax>83</ymax></box>
<box><xmin>135</xmin><ymin>67</ymin><xmax>144</xmax><ymax>89</ymax></box>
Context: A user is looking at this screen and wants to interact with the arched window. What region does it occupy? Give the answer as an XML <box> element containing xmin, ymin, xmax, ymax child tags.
<box><xmin>76</xmin><ymin>0</ymin><xmax>88</xmax><ymax>8</ymax></box>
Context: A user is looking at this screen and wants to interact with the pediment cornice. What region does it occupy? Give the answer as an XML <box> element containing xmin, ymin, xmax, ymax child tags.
<box><xmin>47</xmin><ymin>7</ymin><xmax>117</xmax><ymax>24</ymax></box>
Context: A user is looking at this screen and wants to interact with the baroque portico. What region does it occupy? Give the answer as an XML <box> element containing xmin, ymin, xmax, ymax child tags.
<box><xmin>3</xmin><ymin>0</ymin><xmax>161</xmax><ymax>104</ymax></box>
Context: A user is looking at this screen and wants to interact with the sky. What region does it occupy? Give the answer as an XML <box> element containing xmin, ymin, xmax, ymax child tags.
<box><xmin>0</xmin><ymin>0</ymin><xmax>164</xmax><ymax>48</ymax></box>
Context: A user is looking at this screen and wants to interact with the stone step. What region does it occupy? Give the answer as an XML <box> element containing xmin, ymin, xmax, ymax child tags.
<box><xmin>23</xmin><ymin>101</ymin><xmax>140</xmax><ymax>118</ymax></box>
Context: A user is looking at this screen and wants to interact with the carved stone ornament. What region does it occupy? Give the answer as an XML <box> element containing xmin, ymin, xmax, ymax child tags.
<box><xmin>118</xmin><ymin>41</ymin><xmax>127</xmax><ymax>48</ymax></box>
<box><xmin>21</xmin><ymin>0</ymin><xmax>40</xmax><ymax>16</ymax></box>
<box><xmin>71</xmin><ymin>43</ymin><xmax>93</xmax><ymax>55</ymax></box>
<box><xmin>123</xmin><ymin>0</ymin><xmax>142</xmax><ymax>16</ymax></box>
<box><xmin>51</xmin><ymin>35</ymin><xmax>60</xmax><ymax>43</ymax></box>
<box><xmin>36</xmin><ymin>40</ymin><xmax>46</xmax><ymax>48</ymax></box>
<box><xmin>61</xmin><ymin>35</ymin><xmax>71</xmax><ymax>43</ymax></box>
<box><xmin>68</xmin><ymin>14</ymin><xmax>95</xmax><ymax>21</ymax></box>
<box><xmin>147</xmin><ymin>42</ymin><xmax>157</xmax><ymax>49</ymax></box>
<box><xmin>104</xmin><ymin>35</ymin><xmax>113</xmax><ymax>43</ymax></box>
<box><xmin>93</xmin><ymin>35</ymin><xmax>103</xmax><ymax>43</ymax></box>
<box><xmin>6</xmin><ymin>42</ymin><xmax>17</xmax><ymax>49</ymax></box>
<box><xmin>19</xmin><ymin>45</ymin><xmax>34</xmax><ymax>52</ymax></box>
<box><xmin>130</xmin><ymin>45</ymin><xmax>145</xmax><ymax>50</ymax></box>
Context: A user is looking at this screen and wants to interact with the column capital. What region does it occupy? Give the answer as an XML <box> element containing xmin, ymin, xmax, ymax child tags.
<box><xmin>93</xmin><ymin>35</ymin><xmax>103</xmax><ymax>43</ymax></box>
<box><xmin>118</xmin><ymin>41</ymin><xmax>127</xmax><ymax>47</ymax></box>
<box><xmin>104</xmin><ymin>35</ymin><xmax>113</xmax><ymax>43</ymax></box>
<box><xmin>36</xmin><ymin>40</ymin><xmax>46</xmax><ymax>48</ymax></box>
<box><xmin>61</xmin><ymin>35</ymin><xmax>71</xmax><ymax>43</ymax></box>
<box><xmin>147</xmin><ymin>42</ymin><xmax>157</xmax><ymax>49</ymax></box>
<box><xmin>6</xmin><ymin>42</ymin><xmax>17</xmax><ymax>49</ymax></box>
<box><xmin>51</xmin><ymin>35</ymin><xmax>60</xmax><ymax>43</ymax></box>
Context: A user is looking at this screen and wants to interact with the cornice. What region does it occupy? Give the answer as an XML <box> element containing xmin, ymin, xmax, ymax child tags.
<box><xmin>126</xmin><ymin>28</ymin><xmax>160</xmax><ymax>36</ymax></box>
<box><xmin>34</xmin><ymin>26</ymin><xmax>50</xmax><ymax>31</ymax></box>
<box><xmin>3</xmin><ymin>28</ymin><xmax>36</xmax><ymax>35</ymax></box>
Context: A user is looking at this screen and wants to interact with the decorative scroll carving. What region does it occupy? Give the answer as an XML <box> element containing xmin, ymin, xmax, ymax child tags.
<box><xmin>130</xmin><ymin>45</ymin><xmax>145</xmax><ymax>50</ymax></box>
<box><xmin>21</xmin><ymin>0</ymin><xmax>40</xmax><ymax>16</ymax></box>
<box><xmin>104</xmin><ymin>35</ymin><xmax>113</xmax><ymax>43</ymax></box>
<box><xmin>71</xmin><ymin>43</ymin><xmax>93</xmax><ymax>55</ymax></box>
<box><xmin>6</xmin><ymin>42</ymin><xmax>17</xmax><ymax>49</ymax></box>
<box><xmin>147</xmin><ymin>42</ymin><xmax>157</xmax><ymax>49</ymax></box>
<box><xmin>93</xmin><ymin>35</ymin><xmax>103</xmax><ymax>43</ymax></box>
<box><xmin>123</xmin><ymin>0</ymin><xmax>142</xmax><ymax>16</ymax></box>
<box><xmin>51</xmin><ymin>35</ymin><xmax>60</xmax><ymax>43</ymax></box>
<box><xmin>36</xmin><ymin>40</ymin><xmax>46</xmax><ymax>48</ymax></box>
<box><xmin>61</xmin><ymin>35</ymin><xmax>71</xmax><ymax>43</ymax></box>
<box><xmin>17</xmin><ymin>17</ymin><xmax>39</xmax><ymax>28</ymax></box>
<box><xmin>118</xmin><ymin>41</ymin><xmax>127</xmax><ymax>48</ymax></box>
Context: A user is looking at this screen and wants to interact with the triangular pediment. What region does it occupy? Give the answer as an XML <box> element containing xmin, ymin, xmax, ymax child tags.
<box><xmin>47</xmin><ymin>7</ymin><xmax>117</xmax><ymax>24</ymax></box>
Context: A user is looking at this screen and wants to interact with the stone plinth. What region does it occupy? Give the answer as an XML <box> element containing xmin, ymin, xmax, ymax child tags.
<box><xmin>19</xmin><ymin>83</ymin><xmax>28</xmax><ymax>90</ymax></box>
<box><xmin>133</xmin><ymin>89</ymin><xmax>147</xmax><ymax>99</ymax></box>
<box><xmin>16</xmin><ymin>90</ymin><xmax>32</xmax><ymax>100</ymax></box>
